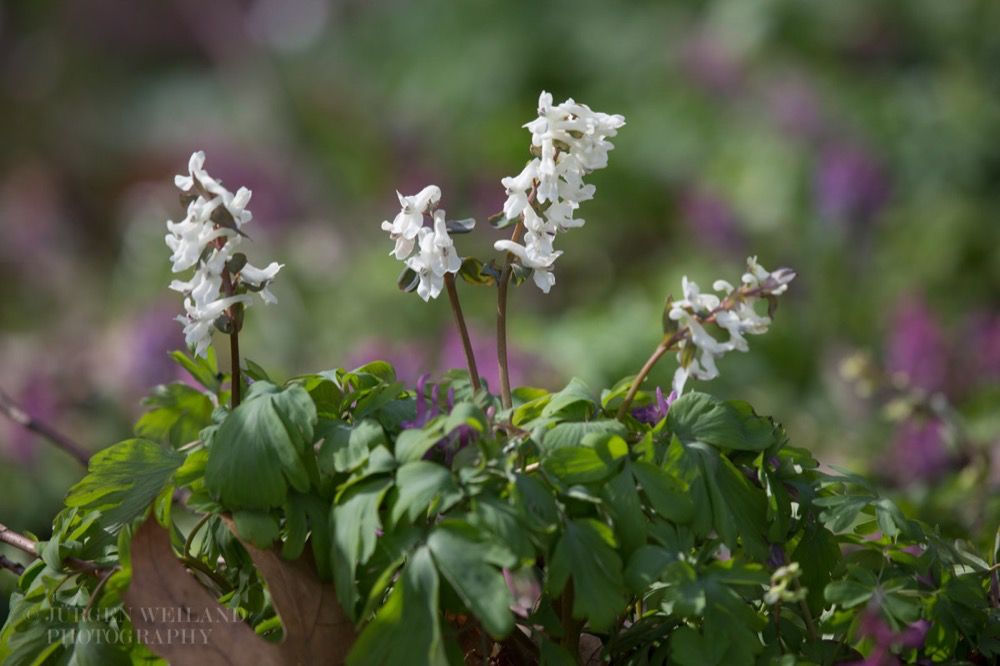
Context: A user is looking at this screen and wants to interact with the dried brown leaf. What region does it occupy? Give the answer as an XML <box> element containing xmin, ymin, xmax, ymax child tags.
<box><xmin>123</xmin><ymin>517</ymin><xmax>286</xmax><ymax>666</ymax></box>
<box><xmin>221</xmin><ymin>515</ymin><xmax>355</xmax><ymax>665</ymax></box>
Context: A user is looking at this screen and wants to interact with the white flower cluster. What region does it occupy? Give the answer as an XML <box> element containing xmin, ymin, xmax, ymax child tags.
<box><xmin>166</xmin><ymin>151</ymin><xmax>282</xmax><ymax>358</ymax></box>
<box><xmin>668</xmin><ymin>257</ymin><xmax>795</xmax><ymax>395</ymax></box>
<box><xmin>381</xmin><ymin>185</ymin><xmax>462</xmax><ymax>301</ymax></box>
<box><xmin>495</xmin><ymin>92</ymin><xmax>625</xmax><ymax>293</ymax></box>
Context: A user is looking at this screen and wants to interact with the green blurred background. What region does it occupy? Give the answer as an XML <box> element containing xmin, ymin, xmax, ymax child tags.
<box><xmin>2</xmin><ymin>0</ymin><xmax>999</xmax><ymax>607</ymax></box>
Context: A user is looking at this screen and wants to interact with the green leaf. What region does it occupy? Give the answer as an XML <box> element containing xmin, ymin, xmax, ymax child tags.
<box><xmin>393</xmin><ymin>427</ymin><xmax>443</xmax><ymax>464</ymax></box>
<box><xmin>428</xmin><ymin>521</ymin><xmax>516</xmax><ymax>638</ymax></box>
<box><xmin>624</xmin><ymin>545</ymin><xmax>673</xmax><ymax>594</ymax></box>
<box><xmin>513</xmin><ymin>475</ymin><xmax>559</xmax><ymax>532</ymax></box>
<box><xmin>539</xmin><ymin>639</ymin><xmax>577</xmax><ymax>666</ymax></box>
<box><xmin>458</xmin><ymin>256</ymin><xmax>497</xmax><ymax>286</ymax></box>
<box><xmin>543</xmin><ymin>437</ymin><xmax>627</xmax><ymax>485</ymax></box>
<box><xmin>541</xmin><ymin>419</ymin><xmax>627</xmax><ymax>451</ymax></box>
<box><xmin>344</xmin><ymin>361</ymin><xmax>396</xmax><ymax>390</ymax></box>
<box><xmin>469</xmin><ymin>497</ymin><xmax>535</xmax><ymax>566</ymax></box>
<box><xmin>232</xmin><ymin>509</ymin><xmax>280</xmax><ymax>548</ymax></box>
<box><xmin>631</xmin><ymin>461</ymin><xmax>693</xmax><ymax>524</ymax></box>
<box><xmin>823</xmin><ymin>579</ymin><xmax>872</xmax><ymax>608</ymax></box>
<box><xmin>548</xmin><ymin>518</ymin><xmax>626</xmax><ymax>630</ymax></box>
<box><xmin>791</xmin><ymin>523</ymin><xmax>841</xmax><ymax>615</ymax></box>
<box><xmin>169</xmin><ymin>348</ymin><xmax>222</xmax><ymax>392</ymax></box>
<box><xmin>134</xmin><ymin>383</ymin><xmax>214</xmax><ymax>448</ymax></box>
<box><xmin>444</xmin><ymin>402</ymin><xmax>487</xmax><ymax>434</ymax></box>
<box><xmin>601</xmin><ymin>466</ymin><xmax>646</xmax><ymax>557</ymax></box>
<box><xmin>392</xmin><ymin>462</ymin><xmax>461</xmax><ymax>524</ymax></box>
<box><xmin>332</xmin><ymin>476</ymin><xmax>393</xmax><ymax>618</ymax></box>
<box><xmin>541</xmin><ymin>377</ymin><xmax>597</xmax><ymax>420</ymax></box>
<box><xmin>65</xmin><ymin>439</ymin><xmax>184</xmax><ymax>533</ymax></box>
<box><xmin>347</xmin><ymin>547</ymin><xmax>449</xmax><ymax>666</ymax></box>
<box><xmin>205</xmin><ymin>382</ymin><xmax>318</xmax><ymax>509</ymax></box>
<box><xmin>241</xmin><ymin>358</ymin><xmax>272</xmax><ymax>383</ymax></box>
<box><xmin>667</xmin><ymin>392</ymin><xmax>777</xmax><ymax>451</ymax></box>
<box><xmin>318</xmin><ymin>418</ymin><xmax>387</xmax><ymax>474</ymax></box>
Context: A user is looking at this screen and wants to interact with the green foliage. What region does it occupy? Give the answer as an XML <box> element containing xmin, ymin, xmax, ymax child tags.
<box><xmin>4</xmin><ymin>363</ymin><xmax>998</xmax><ymax>665</ymax></box>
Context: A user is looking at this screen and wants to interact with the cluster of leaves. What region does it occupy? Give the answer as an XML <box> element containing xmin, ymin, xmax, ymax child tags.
<box><xmin>2</xmin><ymin>354</ymin><xmax>999</xmax><ymax>665</ymax></box>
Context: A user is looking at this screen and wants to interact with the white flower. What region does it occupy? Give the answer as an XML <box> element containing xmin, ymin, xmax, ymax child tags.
<box><xmin>166</xmin><ymin>151</ymin><xmax>280</xmax><ymax>358</ymax></box>
<box><xmin>668</xmin><ymin>260</ymin><xmax>795</xmax><ymax>394</ymax></box>
<box><xmin>381</xmin><ymin>185</ymin><xmax>441</xmax><ymax>260</ymax></box>
<box><xmin>495</xmin><ymin>91</ymin><xmax>625</xmax><ymax>292</ymax></box>
<box><xmin>501</xmin><ymin>161</ymin><xmax>538</xmax><ymax>221</ymax></box>
<box><xmin>405</xmin><ymin>210</ymin><xmax>462</xmax><ymax>301</ymax></box>
<box><xmin>494</xmin><ymin>229</ymin><xmax>562</xmax><ymax>294</ymax></box>
<box><xmin>742</xmin><ymin>256</ymin><xmax>796</xmax><ymax>295</ymax></box>
<box><xmin>240</xmin><ymin>261</ymin><xmax>283</xmax><ymax>305</ymax></box>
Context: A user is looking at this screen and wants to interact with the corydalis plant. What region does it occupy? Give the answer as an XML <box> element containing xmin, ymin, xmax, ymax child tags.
<box><xmin>382</xmin><ymin>92</ymin><xmax>625</xmax><ymax>409</ymax></box>
<box><xmin>166</xmin><ymin>151</ymin><xmax>282</xmax><ymax>405</ymax></box>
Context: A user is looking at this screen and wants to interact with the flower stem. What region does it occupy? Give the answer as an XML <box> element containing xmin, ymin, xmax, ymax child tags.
<box><xmin>444</xmin><ymin>273</ymin><xmax>481</xmax><ymax>392</ymax></box>
<box><xmin>616</xmin><ymin>329</ymin><xmax>689</xmax><ymax>421</ymax></box>
<box><xmin>496</xmin><ymin>221</ymin><xmax>525</xmax><ymax>410</ymax></box>
<box><xmin>230</xmin><ymin>331</ymin><xmax>241</xmax><ymax>409</ymax></box>
<box><xmin>219</xmin><ymin>266</ymin><xmax>241</xmax><ymax>410</ymax></box>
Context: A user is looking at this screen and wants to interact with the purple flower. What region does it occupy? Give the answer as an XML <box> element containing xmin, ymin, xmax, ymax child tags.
<box><xmin>853</xmin><ymin>608</ymin><xmax>928</xmax><ymax>666</ymax></box>
<box><xmin>631</xmin><ymin>386</ymin><xmax>675</xmax><ymax>426</ymax></box>
<box><xmin>680</xmin><ymin>34</ymin><xmax>744</xmax><ymax>96</ymax></box>
<box><xmin>767</xmin><ymin>76</ymin><xmax>823</xmax><ymax>140</ymax></box>
<box><xmin>767</xmin><ymin>544</ymin><xmax>786</xmax><ymax>570</ymax></box>
<box><xmin>886</xmin><ymin>295</ymin><xmax>946</xmax><ymax>393</ymax></box>
<box><xmin>815</xmin><ymin>142</ymin><xmax>890</xmax><ymax>224</ymax></box>
<box><xmin>402</xmin><ymin>374</ymin><xmax>439</xmax><ymax>430</ymax></box>
<box><xmin>679</xmin><ymin>188</ymin><xmax>745</xmax><ymax>253</ymax></box>
<box><xmin>886</xmin><ymin>417</ymin><xmax>952</xmax><ymax>485</ymax></box>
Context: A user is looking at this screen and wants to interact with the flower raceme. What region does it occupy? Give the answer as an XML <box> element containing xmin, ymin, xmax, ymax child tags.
<box><xmin>381</xmin><ymin>185</ymin><xmax>465</xmax><ymax>302</ymax></box>
<box><xmin>668</xmin><ymin>256</ymin><xmax>795</xmax><ymax>395</ymax></box>
<box><xmin>166</xmin><ymin>151</ymin><xmax>282</xmax><ymax>357</ymax></box>
<box><xmin>494</xmin><ymin>91</ymin><xmax>625</xmax><ymax>293</ymax></box>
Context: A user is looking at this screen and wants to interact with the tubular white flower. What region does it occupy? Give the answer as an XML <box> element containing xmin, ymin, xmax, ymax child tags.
<box><xmin>381</xmin><ymin>185</ymin><xmax>441</xmax><ymax>260</ymax></box>
<box><xmin>166</xmin><ymin>151</ymin><xmax>281</xmax><ymax>358</ymax></box>
<box><xmin>403</xmin><ymin>209</ymin><xmax>462</xmax><ymax>302</ymax></box>
<box><xmin>669</xmin><ymin>259</ymin><xmax>795</xmax><ymax>395</ymax></box>
<box><xmin>497</xmin><ymin>91</ymin><xmax>625</xmax><ymax>292</ymax></box>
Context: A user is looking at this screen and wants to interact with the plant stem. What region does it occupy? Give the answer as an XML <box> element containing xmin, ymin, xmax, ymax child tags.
<box><xmin>219</xmin><ymin>267</ymin><xmax>241</xmax><ymax>410</ymax></box>
<box><xmin>0</xmin><ymin>387</ymin><xmax>90</xmax><ymax>465</ymax></box>
<box><xmin>444</xmin><ymin>273</ymin><xmax>481</xmax><ymax>392</ymax></box>
<box><xmin>0</xmin><ymin>522</ymin><xmax>107</xmax><ymax>579</ymax></box>
<box><xmin>230</xmin><ymin>330</ymin><xmax>241</xmax><ymax>409</ymax></box>
<box><xmin>615</xmin><ymin>329</ymin><xmax>689</xmax><ymax>421</ymax></box>
<box><xmin>0</xmin><ymin>554</ymin><xmax>25</xmax><ymax>576</ymax></box>
<box><xmin>496</xmin><ymin>221</ymin><xmax>525</xmax><ymax>410</ymax></box>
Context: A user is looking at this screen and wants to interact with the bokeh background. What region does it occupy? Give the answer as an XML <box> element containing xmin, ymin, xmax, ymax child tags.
<box><xmin>2</xmin><ymin>0</ymin><xmax>999</xmax><ymax>612</ymax></box>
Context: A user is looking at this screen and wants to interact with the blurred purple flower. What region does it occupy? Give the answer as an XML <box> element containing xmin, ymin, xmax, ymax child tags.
<box><xmin>886</xmin><ymin>417</ymin><xmax>952</xmax><ymax>485</ymax></box>
<box><xmin>680</xmin><ymin>34</ymin><xmax>744</xmax><ymax>96</ymax></box>
<box><xmin>504</xmin><ymin>568</ymin><xmax>541</xmax><ymax>618</ymax></box>
<box><xmin>767</xmin><ymin>543</ymin><xmax>785</xmax><ymax>570</ymax></box>
<box><xmin>853</xmin><ymin>608</ymin><xmax>927</xmax><ymax>666</ymax></box>
<box><xmin>679</xmin><ymin>188</ymin><xmax>745</xmax><ymax>253</ymax></box>
<box><xmin>128</xmin><ymin>302</ymin><xmax>188</xmax><ymax>390</ymax></box>
<box><xmin>886</xmin><ymin>296</ymin><xmax>946</xmax><ymax>393</ymax></box>
<box><xmin>767</xmin><ymin>77</ymin><xmax>823</xmax><ymax>140</ymax></box>
<box><xmin>346</xmin><ymin>338</ymin><xmax>428</xmax><ymax>388</ymax></box>
<box><xmin>955</xmin><ymin>311</ymin><xmax>1000</xmax><ymax>394</ymax></box>
<box><xmin>3</xmin><ymin>376</ymin><xmax>57</xmax><ymax>464</ymax></box>
<box><xmin>439</xmin><ymin>328</ymin><xmax>549</xmax><ymax>393</ymax></box>
<box><xmin>631</xmin><ymin>386</ymin><xmax>675</xmax><ymax>426</ymax></box>
<box><xmin>815</xmin><ymin>142</ymin><xmax>890</xmax><ymax>223</ymax></box>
